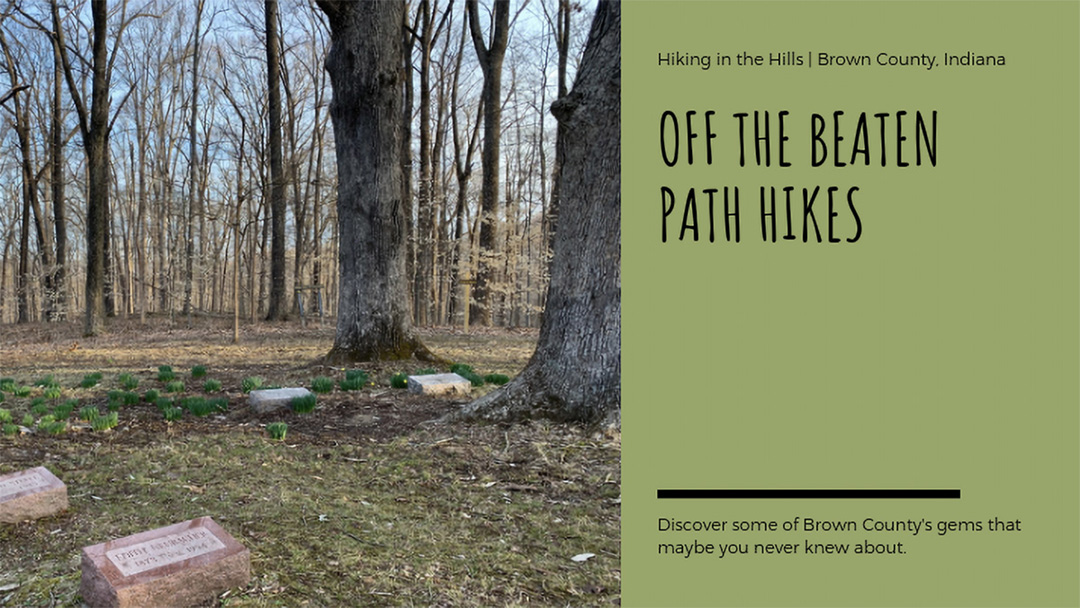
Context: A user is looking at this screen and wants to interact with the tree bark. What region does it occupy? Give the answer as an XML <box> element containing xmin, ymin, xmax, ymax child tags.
<box><xmin>318</xmin><ymin>0</ymin><xmax>438</xmax><ymax>363</ymax></box>
<box><xmin>449</xmin><ymin>0</ymin><xmax>621</xmax><ymax>427</ymax></box>
<box><xmin>265</xmin><ymin>0</ymin><xmax>288</xmax><ymax>321</ymax></box>
<box><xmin>84</xmin><ymin>0</ymin><xmax>111</xmax><ymax>336</ymax></box>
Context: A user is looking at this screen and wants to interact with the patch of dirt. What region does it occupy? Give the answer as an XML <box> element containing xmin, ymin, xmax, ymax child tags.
<box><xmin>0</xmin><ymin>317</ymin><xmax>541</xmax><ymax>464</ymax></box>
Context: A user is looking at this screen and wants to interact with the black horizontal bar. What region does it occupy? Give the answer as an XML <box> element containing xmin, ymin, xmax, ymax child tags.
<box><xmin>656</xmin><ymin>489</ymin><xmax>961</xmax><ymax>499</ymax></box>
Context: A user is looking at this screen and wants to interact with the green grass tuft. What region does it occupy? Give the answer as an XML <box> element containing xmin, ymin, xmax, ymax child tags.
<box><xmin>291</xmin><ymin>394</ymin><xmax>318</xmax><ymax>413</ymax></box>
<box><xmin>483</xmin><ymin>373</ymin><xmax>511</xmax><ymax>386</ymax></box>
<box><xmin>164</xmin><ymin>380</ymin><xmax>185</xmax><ymax>394</ymax></box>
<box><xmin>191</xmin><ymin>365</ymin><xmax>208</xmax><ymax>379</ymax></box>
<box><xmin>310</xmin><ymin>376</ymin><xmax>335</xmax><ymax>394</ymax></box>
<box><xmin>79</xmin><ymin>405</ymin><xmax>99</xmax><ymax>421</ymax></box>
<box><xmin>449</xmin><ymin>363</ymin><xmax>474</xmax><ymax>376</ymax></box>
<box><xmin>143</xmin><ymin>389</ymin><xmax>160</xmax><ymax>403</ymax></box>
<box><xmin>390</xmin><ymin>372</ymin><xmax>409</xmax><ymax>389</ymax></box>
<box><xmin>91</xmin><ymin>412</ymin><xmax>119</xmax><ymax>432</ymax></box>
<box><xmin>162</xmin><ymin>406</ymin><xmax>184</xmax><ymax>422</ymax></box>
<box><xmin>1</xmin><ymin>422</ymin><xmax>17</xmax><ymax>436</ymax></box>
<box><xmin>203</xmin><ymin>378</ymin><xmax>222</xmax><ymax>393</ymax></box>
<box><xmin>241</xmin><ymin>377</ymin><xmax>263</xmax><ymax>393</ymax></box>
<box><xmin>266</xmin><ymin>422</ymin><xmax>288</xmax><ymax>440</ymax></box>
<box><xmin>118</xmin><ymin>373</ymin><xmax>139</xmax><ymax>390</ymax></box>
<box><xmin>0</xmin><ymin>409</ymin><xmax>10</xmax><ymax>424</ymax></box>
<box><xmin>52</xmin><ymin>402</ymin><xmax>75</xmax><ymax>420</ymax></box>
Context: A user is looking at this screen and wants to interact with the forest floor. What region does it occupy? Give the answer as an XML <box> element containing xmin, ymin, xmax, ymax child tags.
<box><xmin>0</xmin><ymin>318</ymin><xmax>621</xmax><ymax>607</ymax></box>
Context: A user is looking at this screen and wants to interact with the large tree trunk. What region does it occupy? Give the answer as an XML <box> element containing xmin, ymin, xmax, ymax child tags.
<box><xmin>449</xmin><ymin>0</ymin><xmax>620</xmax><ymax>427</ymax></box>
<box><xmin>83</xmin><ymin>0</ymin><xmax>111</xmax><ymax>336</ymax></box>
<box><xmin>318</xmin><ymin>0</ymin><xmax>437</xmax><ymax>364</ymax></box>
<box><xmin>265</xmin><ymin>0</ymin><xmax>288</xmax><ymax>321</ymax></box>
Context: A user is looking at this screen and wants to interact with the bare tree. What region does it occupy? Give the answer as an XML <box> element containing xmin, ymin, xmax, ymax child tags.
<box><xmin>450</xmin><ymin>0</ymin><xmax>620</xmax><ymax>426</ymax></box>
<box><xmin>264</xmin><ymin>0</ymin><xmax>288</xmax><ymax>321</ymax></box>
<box><xmin>465</xmin><ymin>0</ymin><xmax>511</xmax><ymax>326</ymax></box>
<box><xmin>317</xmin><ymin>0</ymin><xmax>437</xmax><ymax>363</ymax></box>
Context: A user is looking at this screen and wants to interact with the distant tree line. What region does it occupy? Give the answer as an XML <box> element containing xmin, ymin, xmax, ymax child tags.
<box><xmin>0</xmin><ymin>0</ymin><xmax>588</xmax><ymax>333</ymax></box>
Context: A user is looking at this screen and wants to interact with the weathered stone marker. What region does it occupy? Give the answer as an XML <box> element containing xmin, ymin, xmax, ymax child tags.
<box><xmin>0</xmin><ymin>466</ymin><xmax>68</xmax><ymax>524</ymax></box>
<box><xmin>248</xmin><ymin>387</ymin><xmax>313</xmax><ymax>414</ymax></box>
<box><xmin>80</xmin><ymin>517</ymin><xmax>250</xmax><ymax>608</ymax></box>
<box><xmin>407</xmin><ymin>373</ymin><xmax>472</xmax><ymax>396</ymax></box>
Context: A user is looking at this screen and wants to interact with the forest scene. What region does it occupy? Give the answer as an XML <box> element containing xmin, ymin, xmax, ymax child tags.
<box><xmin>0</xmin><ymin>0</ymin><xmax>621</xmax><ymax>605</ymax></box>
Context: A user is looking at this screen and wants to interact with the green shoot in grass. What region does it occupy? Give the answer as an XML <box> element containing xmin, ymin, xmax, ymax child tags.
<box><xmin>13</xmin><ymin>385</ymin><xmax>32</xmax><ymax>397</ymax></box>
<box><xmin>339</xmin><ymin>377</ymin><xmax>365</xmax><ymax>391</ymax></box>
<box><xmin>291</xmin><ymin>394</ymin><xmax>317</xmax><ymax>413</ymax></box>
<box><xmin>1</xmin><ymin>423</ymin><xmax>17</xmax><ymax>436</ymax></box>
<box><xmin>203</xmin><ymin>378</ymin><xmax>222</xmax><ymax>393</ymax></box>
<box><xmin>122</xmin><ymin>391</ymin><xmax>140</xmax><ymax>406</ymax></box>
<box><xmin>449</xmin><ymin>363</ymin><xmax>474</xmax><ymax>376</ymax></box>
<box><xmin>43</xmin><ymin>386</ymin><xmax>62</xmax><ymax>400</ymax></box>
<box><xmin>310</xmin><ymin>376</ymin><xmax>335</xmax><ymax>394</ymax></box>
<box><xmin>483</xmin><ymin>373</ymin><xmax>511</xmax><ymax>386</ymax></box>
<box><xmin>191</xmin><ymin>365</ymin><xmax>208</xmax><ymax>379</ymax></box>
<box><xmin>31</xmin><ymin>401</ymin><xmax>49</xmax><ymax>417</ymax></box>
<box><xmin>107</xmin><ymin>390</ymin><xmax>123</xmax><ymax>402</ymax></box>
<box><xmin>341</xmin><ymin>369</ymin><xmax>370</xmax><ymax>391</ymax></box>
<box><xmin>20</xmin><ymin>413</ymin><xmax>33</xmax><ymax>427</ymax></box>
<box><xmin>390</xmin><ymin>372</ymin><xmax>408</xmax><ymax>389</ymax></box>
<box><xmin>155</xmin><ymin>397</ymin><xmax>174</xmax><ymax>411</ymax></box>
<box><xmin>208</xmin><ymin>397</ymin><xmax>228</xmax><ymax>413</ymax></box>
<box><xmin>163</xmin><ymin>407</ymin><xmax>183</xmax><ymax>422</ymax></box>
<box><xmin>463</xmin><ymin>372</ymin><xmax>485</xmax><ymax>387</ymax></box>
<box><xmin>91</xmin><ymin>412</ymin><xmax>119</xmax><ymax>432</ymax></box>
<box><xmin>34</xmin><ymin>375</ymin><xmax>58</xmax><ymax>388</ymax></box>
<box><xmin>143</xmin><ymin>389</ymin><xmax>160</xmax><ymax>403</ymax></box>
<box><xmin>42</xmin><ymin>420</ymin><xmax>66</xmax><ymax>435</ymax></box>
<box><xmin>0</xmin><ymin>409</ymin><xmax>10</xmax><ymax>424</ymax></box>
<box><xmin>157</xmin><ymin>366</ymin><xmax>176</xmax><ymax>382</ymax></box>
<box><xmin>79</xmin><ymin>375</ymin><xmax>100</xmax><ymax>389</ymax></box>
<box><xmin>164</xmin><ymin>381</ymin><xmax>185</xmax><ymax>394</ymax></box>
<box><xmin>0</xmin><ymin>378</ymin><xmax>15</xmax><ymax>392</ymax></box>
<box><xmin>188</xmin><ymin>398</ymin><xmax>217</xmax><ymax>417</ymax></box>
<box><xmin>37</xmin><ymin>415</ymin><xmax>55</xmax><ymax>427</ymax></box>
<box><xmin>52</xmin><ymin>402</ymin><xmax>75</xmax><ymax>420</ymax></box>
<box><xmin>118</xmin><ymin>373</ymin><xmax>139</xmax><ymax>391</ymax></box>
<box><xmin>79</xmin><ymin>406</ymin><xmax>99</xmax><ymax>421</ymax></box>
<box><xmin>241</xmin><ymin>377</ymin><xmax>263</xmax><ymax>393</ymax></box>
<box><xmin>266</xmin><ymin>422</ymin><xmax>288</xmax><ymax>440</ymax></box>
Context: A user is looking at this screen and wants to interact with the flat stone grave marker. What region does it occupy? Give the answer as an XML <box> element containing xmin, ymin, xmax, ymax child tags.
<box><xmin>407</xmin><ymin>373</ymin><xmax>472</xmax><ymax>396</ymax></box>
<box><xmin>80</xmin><ymin>516</ymin><xmax>250</xmax><ymax>608</ymax></box>
<box><xmin>0</xmin><ymin>466</ymin><xmax>68</xmax><ymax>524</ymax></box>
<box><xmin>248</xmin><ymin>387</ymin><xmax>313</xmax><ymax>414</ymax></box>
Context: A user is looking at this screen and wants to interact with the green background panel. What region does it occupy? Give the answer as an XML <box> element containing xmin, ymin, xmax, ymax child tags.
<box><xmin>622</xmin><ymin>2</ymin><xmax>1079</xmax><ymax>606</ymax></box>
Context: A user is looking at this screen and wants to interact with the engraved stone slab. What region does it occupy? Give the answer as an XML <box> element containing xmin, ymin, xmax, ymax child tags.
<box><xmin>248</xmin><ymin>387</ymin><xmax>313</xmax><ymax>414</ymax></box>
<box><xmin>407</xmin><ymin>373</ymin><xmax>472</xmax><ymax>396</ymax></box>
<box><xmin>80</xmin><ymin>517</ymin><xmax>250</xmax><ymax>608</ymax></box>
<box><xmin>0</xmin><ymin>466</ymin><xmax>68</xmax><ymax>524</ymax></box>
